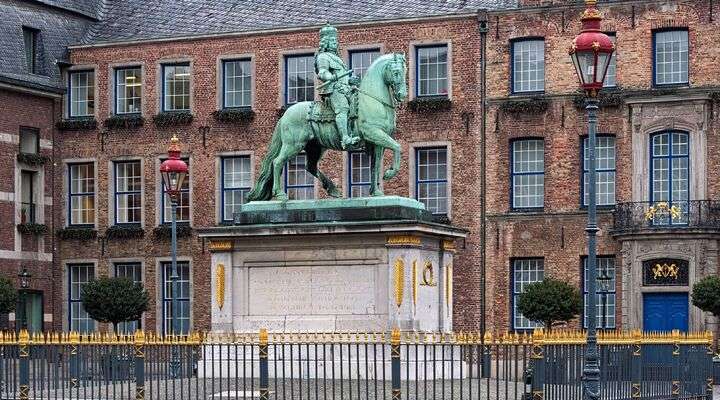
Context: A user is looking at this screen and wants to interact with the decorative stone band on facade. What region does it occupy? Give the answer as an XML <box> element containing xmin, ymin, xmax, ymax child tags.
<box><xmin>386</xmin><ymin>235</ymin><xmax>421</xmax><ymax>246</ymax></box>
<box><xmin>208</xmin><ymin>240</ymin><xmax>233</xmax><ymax>252</ymax></box>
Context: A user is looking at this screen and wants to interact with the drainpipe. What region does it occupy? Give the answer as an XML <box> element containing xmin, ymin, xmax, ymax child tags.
<box><xmin>478</xmin><ymin>10</ymin><xmax>489</xmax><ymax>336</ymax></box>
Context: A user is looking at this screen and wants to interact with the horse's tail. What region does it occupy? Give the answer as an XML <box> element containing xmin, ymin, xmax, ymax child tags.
<box><xmin>247</xmin><ymin>124</ymin><xmax>282</xmax><ymax>201</ymax></box>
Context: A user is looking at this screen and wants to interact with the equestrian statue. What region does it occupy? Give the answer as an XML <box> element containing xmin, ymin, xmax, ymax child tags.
<box><xmin>246</xmin><ymin>24</ymin><xmax>407</xmax><ymax>201</ymax></box>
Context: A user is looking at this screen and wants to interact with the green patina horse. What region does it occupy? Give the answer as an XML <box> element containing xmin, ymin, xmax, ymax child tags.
<box><xmin>247</xmin><ymin>53</ymin><xmax>407</xmax><ymax>201</ymax></box>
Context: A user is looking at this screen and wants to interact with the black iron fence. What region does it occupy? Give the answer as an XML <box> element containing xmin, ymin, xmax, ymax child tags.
<box><xmin>0</xmin><ymin>329</ymin><xmax>713</xmax><ymax>399</ymax></box>
<box><xmin>613</xmin><ymin>200</ymin><xmax>720</xmax><ymax>232</ymax></box>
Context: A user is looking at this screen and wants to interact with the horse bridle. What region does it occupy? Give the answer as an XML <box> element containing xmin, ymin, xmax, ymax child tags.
<box><xmin>354</xmin><ymin>60</ymin><xmax>403</xmax><ymax>110</ymax></box>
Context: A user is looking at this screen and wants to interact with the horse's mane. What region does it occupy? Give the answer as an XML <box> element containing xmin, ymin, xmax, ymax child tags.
<box><xmin>359</xmin><ymin>53</ymin><xmax>395</xmax><ymax>90</ymax></box>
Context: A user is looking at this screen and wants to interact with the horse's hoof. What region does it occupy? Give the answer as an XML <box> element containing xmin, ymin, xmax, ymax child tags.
<box><xmin>328</xmin><ymin>188</ymin><xmax>342</xmax><ymax>198</ymax></box>
<box><xmin>273</xmin><ymin>193</ymin><xmax>289</xmax><ymax>202</ymax></box>
<box><xmin>371</xmin><ymin>190</ymin><xmax>385</xmax><ymax>197</ymax></box>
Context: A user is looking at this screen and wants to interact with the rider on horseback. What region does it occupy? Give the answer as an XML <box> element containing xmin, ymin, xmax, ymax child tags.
<box><xmin>315</xmin><ymin>24</ymin><xmax>360</xmax><ymax>150</ymax></box>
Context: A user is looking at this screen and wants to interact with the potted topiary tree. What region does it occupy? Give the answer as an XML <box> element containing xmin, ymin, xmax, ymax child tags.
<box><xmin>81</xmin><ymin>277</ymin><xmax>150</xmax><ymax>380</ymax></box>
<box><xmin>692</xmin><ymin>276</ymin><xmax>720</xmax><ymax>348</ymax></box>
<box><xmin>517</xmin><ymin>278</ymin><xmax>582</xmax><ymax>331</ymax></box>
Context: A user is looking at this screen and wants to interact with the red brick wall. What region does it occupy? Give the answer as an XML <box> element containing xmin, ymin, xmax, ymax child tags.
<box><xmin>62</xmin><ymin>16</ymin><xmax>484</xmax><ymax>332</ymax></box>
<box><xmin>0</xmin><ymin>88</ymin><xmax>58</xmax><ymax>331</ymax></box>
<box><xmin>484</xmin><ymin>0</ymin><xmax>720</xmax><ymax>332</ymax></box>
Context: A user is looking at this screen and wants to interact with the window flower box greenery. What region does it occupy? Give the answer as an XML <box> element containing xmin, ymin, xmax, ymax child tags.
<box><xmin>213</xmin><ymin>108</ymin><xmax>255</xmax><ymax>124</ymax></box>
<box><xmin>407</xmin><ymin>97</ymin><xmax>452</xmax><ymax>113</ymax></box>
<box><xmin>56</xmin><ymin>118</ymin><xmax>98</xmax><ymax>131</ymax></box>
<box><xmin>572</xmin><ymin>89</ymin><xmax>625</xmax><ymax>109</ymax></box>
<box><xmin>499</xmin><ymin>97</ymin><xmax>549</xmax><ymax>115</ymax></box>
<box><xmin>105</xmin><ymin>225</ymin><xmax>144</xmax><ymax>240</ymax></box>
<box><xmin>153</xmin><ymin>111</ymin><xmax>194</xmax><ymax>128</ymax></box>
<box><xmin>16</xmin><ymin>223</ymin><xmax>48</xmax><ymax>236</ymax></box>
<box><xmin>104</xmin><ymin>114</ymin><xmax>145</xmax><ymax>129</ymax></box>
<box><xmin>153</xmin><ymin>224</ymin><xmax>192</xmax><ymax>239</ymax></box>
<box><xmin>56</xmin><ymin>227</ymin><xmax>97</xmax><ymax>241</ymax></box>
<box><xmin>16</xmin><ymin>153</ymin><xmax>49</xmax><ymax>166</ymax></box>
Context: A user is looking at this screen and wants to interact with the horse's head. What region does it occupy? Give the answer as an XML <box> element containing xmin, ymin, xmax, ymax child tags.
<box><xmin>385</xmin><ymin>53</ymin><xmax>407</xmax><ymax>102</ymax></box>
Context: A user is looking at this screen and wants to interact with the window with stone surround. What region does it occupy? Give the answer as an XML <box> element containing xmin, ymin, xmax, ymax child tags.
<box><xmin>416</xmin><ymin>45</ymin><xmax>448</xmax><ymax>97</ymax></box>
<box><xmin>68</xmin><ymin>264</ymin><xmax>95</xmax><ymax>333</ymax></box>
<box><xmin>348</xmin><ymin>151</ymin><xmax>371</xmax><ymax>198</ymax></box>
<box><xmin>19</xmin><ymin>127</ymin><xmax>38</xmax><ymax>155</ymax></box>
<box><xmin>161</xmin><ymin>158</ymin><xmax>190</xmax><ymax>224</ymax></box>
<box><xmin>583</xmin><ymin>136</ymin><xmax>616</xmax><ymax>207</ymax></box>
<box><xmin>511</xmin><ymin>139</ymin><xmax>544</xmax><ymax>209</ymax></box>
<box><xmin>349</xmin><ymin>49</ymin><xmax>380</xmax><ymax>79</ymax></box>
<box><xmin>115</xmin><ymin>67</ymin><xmax>142</xmax><ymax>114</ymax></box>
<box><xmin>114</xmin><ymin>160</ymin><xmax>142</xmax><ymax>225</ymax></box>
<box><xmin>512</xmin><ymin>258</ymin><xmax>545</xmax><ymax>330</ymax></box>
<box><xmin>582</xmin><ymin>256</ymin><xmax>616</xmax><ymax>329</ymax></box>
<box><xmin>650</xmin><ymin>131</ymin><xmax>689</xmax><ymax>225</ymax></box>
<box><xmin>415</xmin><ymin>147</ymin><xmax>448</xmax><ymax>214</ymax></box>
<box><xmin>511</xmin><ymin>39</ymin><xmax>544</xmax><ymax>93</ymax></box>
<box><xmin>653</xmin><ymin>30</ymin><xmax>688</xmax><ymax>86</ymax></box>
<box><xmin>221</xmin><ymin>156</ymin><xmax>252</xmax><ymax>221</ymax></box>
<box><xmin>20</xmin><ymin>170</ymin><xmax>36</xmax><ymax>224</ymax></box>
<box><xmin>284</xmin><ymin>54</ymin><xmax>314</xmax><ymax>105</ymax></box>
<box><xmin>222</xmin><ymin>59</ymin><xmax>252</xmax><ymax>108</ymax></box>
<box><xmin>69</xmin><ymin>163</ymin><xmax>95</xmax><ymax>226</ymax></box>
<box><xmin>68</xmin><ymin>70</ymin><xmax>95</xmax><ymax>117</ymax></box>
<box><xmin>284</xmin><ymin>153</ymin><xmax>314</xmax><ymax>200</ymax></box>
<box><xmin>162</xmin><ymin>261</ymin><xmax>190</xmax><ymax>334</ymax></box>
<box><xmin>162</xmin><ymin>63</ymin><xmax>191</xmax><ymax>112</ymax></box>
<box><xmin>114</xmin><ymin>262</ymin><xmax>142</xmax><ymax>334</ymax></box>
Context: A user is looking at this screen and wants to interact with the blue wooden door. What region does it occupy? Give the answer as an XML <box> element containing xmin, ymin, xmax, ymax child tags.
<box><xmin>643</xmin><ymin>292</ymin><xmax>689</xmax><ymax>332</ymax></box>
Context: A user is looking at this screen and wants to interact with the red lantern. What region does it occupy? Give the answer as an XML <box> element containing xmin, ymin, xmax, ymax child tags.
<box><xmin>569</xmin><ymin>0</ymin><xmax>615</xmax><ymax>96</ymax></box>
<box><xmin>160</xmin><ymin>135</ymin><xmax>188</xmax><ymax>201</ymax></box>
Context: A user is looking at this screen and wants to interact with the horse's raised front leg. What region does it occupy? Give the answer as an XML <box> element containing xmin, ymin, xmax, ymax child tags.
<box><xmin>363</xmin><ymin>126</ymin><xmax>401</xmax><ymax>180</ymax></box>
<box><xmin>305</xmin><ymin>145</ymin><xmax>340</xmax><ymax>198</ymax></box>
<box><xmin>370</xmin><ymin>145</ymin><xmax>384</xmax><ymax>196</ymax></box>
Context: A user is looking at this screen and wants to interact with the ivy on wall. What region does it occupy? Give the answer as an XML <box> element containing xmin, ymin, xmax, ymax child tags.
<box><xmin>499</xmin><ymin>97</ymin><xmax>549</xmax><ymax>115</ymax></box>
<box><xmin>213</xmin><ymin>108</ymin><xmax>255</xmax><ymax>124</ymax></box>
<box><xmin>16</xmin><ymin>223</ymin><xmax>48</xmax><ymax>236</ymax></box>
<box><xmin>153</xmin><ymin>224</ymin><xmax>193</xmax><ymax>239</ymax></box>
<box><xmin>56</xmin><ymin>227</ymin><xmax>98</xmax><ymax>241</ymax></box>
<box><xmin>153</xmin><ymin>111</ymin><xmax>194</xmax><ymax>128</ymax></box>
<box><xmin>105</xmin><ymin>225</ymin><xmax>145</xmax><ymax>240</ymax></box>
<box><xmin>16</xmin><ymin>153</ymin><xmax>49</xmax><ymax>166</ymax></box>
<box><xmin>104</xmin><ymin>114</ymin><xmax>145</xmax><ymax>129</ymax></box>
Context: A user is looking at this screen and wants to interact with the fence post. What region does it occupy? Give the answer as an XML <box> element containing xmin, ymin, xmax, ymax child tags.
<box><xmin>530</xmin><ymin>329</ymin><xmax>544</xmax><ymax>400</ymax></box>
<box><xmin>671</xmin><ymin>330</ymin><xmax>680</xmax><ymax>399</ymax></box>
<box><xmin>631</xmin><ymin>330</ymin><xmax>642</xmax><ymax>399</ymax></box>
<box><xmin>134</xmin><ymin>330</ymin><xmax>145</xmax><ymax>400</ymax></box>
<box><xmin>706</xmin><ymin>331</ymin><xmax>714</xmax><ymax>398</ymax></box>
<box><xmin>259</xmin><ymin>328</ymin><xmax>269</xmax><ymax>400</ymax></box>
<box><xmin>482</xmin><ymin>331</ymin><xmax>492</xmax><ymax>378</ymax></box>
<box><xmin>69</xmin><ymin>331</ymin><xmax>79</xmax><ymax>389</ymax></box>
<box><xmin>18</xmin><ymin>330</ymin><xmax>29</xmax><ymax>400</ymax></box>
<box><xmin>391</xmin><ymin>328</ymin><xmax>401</xmax><ymax>400</ymax></box>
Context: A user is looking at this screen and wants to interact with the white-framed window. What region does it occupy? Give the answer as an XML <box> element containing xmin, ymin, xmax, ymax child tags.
<box><xmin>512</xmin><ymin>39</ymin><xmax>545</xmax><ymax>93</ymax></box>
<box><xmin>114</xmin><ymin>262</ymin><xmax>142</xmax><ymax>334</ymax></box>
<box><xmin>285</xmin><ymin>153</ymin><xmax>314</xmax><ymax>200</ymax></box>
<box><xmin>416</xmin><ymin>45</ymin><xmax>448</xmax><ymax>97</ymax></box>
<box><xmin>582</xmin><ymin>256</ymin><xmax>616</xmax><ymax>330</ymax></box>
<box><xmin>650</xmin><ymin>131</ymin><xmax>690</xmax><ymax>225</ymax></box>
<box><xmin>348</xmin><ymin>151</ymin><xmax>371</xmax><ymax>198</ymax></box>
<box><xmin>415</xmin><ymin>147</ymin><xmax>448</xmax><ymax>214</ymax></box>
<box><xmin>69</xmin><ymin>163</ymin><xmax>95</xmax><ymax>226</ymax></box>
<box><xmin>68</xmin><ymin>70</ymin><xmax>95</xmax><ymax>117</ymax></box>
<box><xmin>161</xmin><ymin>158</ymin><xmax>190</xmax><ymax>224</ymax></box>
<box><xmin>162</xmin><ymin>261</ymin><xmax>190</xmax><ymax>335</ymax></box>
<box><xmin>604</xmin><ymin>34</ymin><xmax>617</xmax><ymax>88</ymax></box>
<box><xmin>223</xmin><ymin>59</ymin><xmax>252</xmax><ymax>108</ymax></box>
<box><xmin>511</xmin><ymin>139</ymin><xmax>544</xmax><ymax>209</ymax></box>
<box><xmin>221</xmin><ymin>156</ymin><xmax>252</xmax><ymax>221</ymax></box>
<box><xmin>162</xmin><ymin>63</ymin><xmax>191</xmax><ymax>112</ymax></box>
<box><xmin>653</xmin><ymin>30</ymin><xmax>689</xmax><ymax>86</ymax></box>
<box><xmin>69</xmin><ymin>264</ymin><xmax>95</xmax><ymax>333</ymax></box>
<box><xmin>583</xmin><ymin>136</ymin><xmax>616</xmax><ymax>206</ymax></box>
<box><xmin>349</xmin><ymin>49</ymin><xmax>381</xmax><ymax>79</ymax></box>
<box><xmin>115</xmin><ymin>67</ymin><xmax>142</xmax><ymax>114</ymax></box>
<box><xmin>285</xmin><ymin>54</ymin><xmax>314</xmax><ymax>105</ymax></box>
<box><xmin>512</xmin><ymin>258</ymin><xmax>545</xmax><ymax>330</ymax></box>
<box><xmin>114</xmin><ymin>161</ymin><xmax>142</xmax><ymax>225</ymax></box>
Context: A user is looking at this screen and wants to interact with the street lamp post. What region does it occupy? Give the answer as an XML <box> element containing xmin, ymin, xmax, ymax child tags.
<box><xmin>18</xmin><ymin>268</ymin><xmax>31</xmax><ymax>331</ymax></box>
<box><xmin>569</xmin><ymin>1</ymin><xmax>615</xmax><ymax>399</ymax></box>
<box><xmin>160</xmin><ymin>135</ymin><xmax>188</xmax><ymax>378</ymax></box>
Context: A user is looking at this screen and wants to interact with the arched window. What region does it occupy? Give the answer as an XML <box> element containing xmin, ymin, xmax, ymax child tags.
<box><xmin>650</xmin><ymin>131</ymin><xmax>689</xmax><ymax>225</ymax></box>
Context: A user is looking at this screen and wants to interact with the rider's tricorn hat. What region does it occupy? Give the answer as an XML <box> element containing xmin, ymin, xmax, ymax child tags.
<box><xmin>319</xmin><ymin>24</ymin><xmax>338</xmax><ymax>39</ymax></box>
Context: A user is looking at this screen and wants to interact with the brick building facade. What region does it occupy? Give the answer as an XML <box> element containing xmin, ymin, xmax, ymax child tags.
<box><xmin>1</xmin><ymin>0</ymin><xmax>719</xmax><ymax>334</ymax></box>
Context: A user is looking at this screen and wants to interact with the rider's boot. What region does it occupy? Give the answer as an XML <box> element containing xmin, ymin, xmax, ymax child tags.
<box><xmin>337</xmin><ymin>114</ymin><xmax>357</xmax><ymax>149</ymax></box>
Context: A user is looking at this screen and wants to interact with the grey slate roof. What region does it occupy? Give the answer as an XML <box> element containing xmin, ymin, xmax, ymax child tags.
<box><xmin>83</xmin><ymin>0</ymin><xmax>518</xmax><ymax>45</ymax></box>
<box><xmin>0</xmin><ymin>0</ymin><xmax>96</xmax><ymax>91</ymax></box>
<box><xmin>36</xmin><ymin>0</ymin><xmax>103</xmax><ymax>19</ymax></box>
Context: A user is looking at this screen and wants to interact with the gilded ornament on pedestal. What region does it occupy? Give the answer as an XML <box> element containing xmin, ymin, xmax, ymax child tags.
<box><xmin>394</xmin><ymin>258</ymin><xmax>404</xmax><ymax>308</ymax></box>
<box><xmin>420</xmin><ymin>261</ymin><xmax>436</xmax><ymax>286</ymax></box>
<box><xmin>216</xmin><ymin>263</ymin><xmax>225</xmax><ymax>310</ymax></box>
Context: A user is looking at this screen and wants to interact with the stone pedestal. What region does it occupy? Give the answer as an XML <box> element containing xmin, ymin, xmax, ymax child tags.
<box><xmin>198</xmin><ymin>196</ymin><xmax>466</xmax><ymax>333</ymax></box>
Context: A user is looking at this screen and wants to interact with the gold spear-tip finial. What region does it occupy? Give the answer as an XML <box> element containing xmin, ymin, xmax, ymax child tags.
<box><xmin>586</xmin><ymin>0</ymin><xmax>598</xmax><ymax>5</ymax></box>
